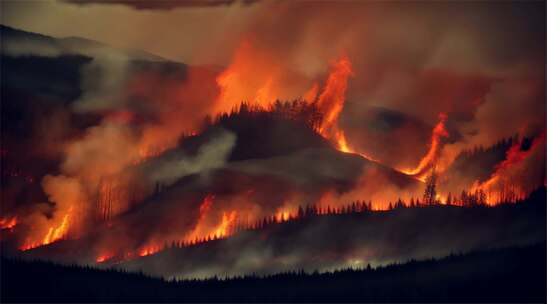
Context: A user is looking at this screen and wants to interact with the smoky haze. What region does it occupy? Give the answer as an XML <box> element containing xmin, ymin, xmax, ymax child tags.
<box><xmin>0</xmin><ymin>1</ymin><xmax>544</xmax><ymax>280</ymax></box>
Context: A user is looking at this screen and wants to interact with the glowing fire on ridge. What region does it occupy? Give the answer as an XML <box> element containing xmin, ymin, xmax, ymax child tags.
<box><xmin>96</xmin><ymin>254</ymin><xmax>114</xmax><ymax>263</ymax></box>
<box><xmin>213</xmin><ymin>211</ymin><xmax>238</xmax><ymax>239</ymax></box>
<box><xmin>315</xmin><ymin>56</ymin><xmax>353</xmax><ymax>137</ymax></box>
<box><xmin>20</xmin><ymin>207</ymin><xmax>73</xmax><ymax>251</ymax></box>
<box><xmin>139</xmin><ymin>245</ymin><xmax>161</xmax><ymax>257</ymax></box>
<box><xmin>0</xmin><ymin>217</ymin><xmax>17</xmax><ymax>230</ymax></box>
<box><xmin>471</xmin><ymin>132</ymin><xmax>545</xmax><ymax>204</ymax></box>
<box><xmin>401</xmin><ymin>113</ymin><xmax>449</xmax><ymax>178</ymax></box>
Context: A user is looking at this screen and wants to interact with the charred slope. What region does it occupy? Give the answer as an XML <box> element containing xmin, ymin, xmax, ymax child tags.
<box><xmin>117</xmin><ymin>189</ymin><xmax>545</xmax><ymax>279</ymax></box>
<box><xmin>2</xmin><ymin>243</ymin><xmax>545</xmax><ymax>303</ymax></box>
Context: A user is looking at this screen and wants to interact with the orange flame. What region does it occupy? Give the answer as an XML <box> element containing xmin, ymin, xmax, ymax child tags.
<box><xmin>43</xmin><ymin>208</ymin><xmax>72</xmax><ymax>245</ymax></box>
<box><xmin>471</xmin><ymin>132</ymin><xmax>545</xmax><ymax>204</ymax></box>
<box><xmin>0</xmin><ymin>217</ymin><xmax>17</xmax><ymax>229</ymax></box>
<box><xmin>20</xmin><ymin>208</ymin><xmax>73</xmax><ymax>251</ymax></box>
<box><xmin>214</xmin><ymin>41</ymin><xmax>283</xmax><ymax>114</ymax></box>
<box><xmin>275</xmin><ymin>210</ymin><xmax>292</xmax><ymax>222</ymax></box>
<box><xmin>139</xmin><ymin>245</ymin><xmax>161</xmax><ymax>257</ymax></box>
<box><xmin>310</xmin><ymin>57</ymin><xmax>379</xmax><ymax>162</ymax></box>
<box><xmin>213</xmin><ymin>211</ymin><xmax>238</xmax><ymax>239</ymax></box>
<box><xmin>96</xmin><ymin>253</ymin><xmax>114</xmax><ymax>263</ymax></box>
<box><xmin>401</xmin><ymin>113</ymin><xmax>448</xmax><ymax>177</ymax></box>
<box><xmin>315</xmin><ymin>56</ymin><xmax>353</xmax><ymax>138</ymax></box>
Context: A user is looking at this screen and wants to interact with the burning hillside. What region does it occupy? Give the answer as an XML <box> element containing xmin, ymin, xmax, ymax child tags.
<box><xmin>0</xmin><ymin>0</ymin><xmax>545</xmax><ymax>289</ymax></box>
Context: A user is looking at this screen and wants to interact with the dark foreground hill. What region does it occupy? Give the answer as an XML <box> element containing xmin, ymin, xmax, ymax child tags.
<box><xmin>2</xmin><ymin>243</ymin><xmax>545</xmax><ymax>303</ymax></box>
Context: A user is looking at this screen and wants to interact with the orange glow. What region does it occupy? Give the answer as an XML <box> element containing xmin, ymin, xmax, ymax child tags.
<box><xmin>0</xmin><ymin>217</ymin><xmax>17</xmax><ymax>229</ymax></box>
<box><xmin>214</xmin><ymin>41</ymin><xmax>283</xmax><ymax>115</ymax></box>
<box><xmin>43</xmin><ymin>208</ymin><xmax>72</xmax><ymax>246</ymax></box>
<box><xmin>315</xmin><ymin>56</ymin><xmax>353</xmax><ymax>138</ymax></box>
<box><xmin>20</xmin><ymin>208</ymin><xmax>73</xmax><ymax>251</ymax></box>
<box><xmin>333</xmin><ymin>130</ymin><xmax>378</xmax><ymax>161</ymax></box>
<box><xmin>303</xmin><ymin>83</ymin><xmax>319</xmax><ymax>103</ymax></box>
<box><xmin>213</xmin><ymin>211</ymin><xmax>238</xmax><ymax>239</ymax></box>
<box><xmin>309</xmin><ymin>57</ymin><xmax>379</xmax><ymax>163</ymax></box>
<box><xmin>471</xmin><ymin>132</ymin><xmax>545</xmax><ymax>204</ymax></box>
<box><xmin>335</xmin><ymin>130</ymin><xmax>352</xmax><ymax>153</ymax></box>
<box><xmin>276</xmin><ymin>210</ymin><xmax>292</xmax><ymax>222</ymax></box>
<box><xmin>96</xmin><ymin>254</ymin><xmax>114</xmax><ymax>263</ymax></box>
<box><xmin>139</xmin><ymin>245</ymin><xmax>161</xmax><ymax>257</ymax></box>
<box><xmin>401</xmin><ymin>113</ymin><xmax>448</xmax><ymax>177</ymax></box>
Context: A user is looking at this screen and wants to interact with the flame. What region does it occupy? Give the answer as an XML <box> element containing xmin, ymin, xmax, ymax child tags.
<box><xmin>0</xmin><ymin>217</ymin><xmax>17</xmax><ymax>229</ymax></box>
<box><xmin>42</xmin><ymin>208</ymin><xmax>72</xmax><ymax>246</ymax></box>
<box><xmin>213</xmin><ymin>211</ymin><xmax>238</xmax><ymax>239</ymax></box>
<box><xmin>20</xmin><ymin>207</ymin><xmax>73</xmax><ymax>251</ymax></box>
<box><xmin>276</xmin><ymin>210</ymin><xmax>292</xmax><ymax>222</ymax></box>
<box><xmin>214</xmin><ymin>41</ymin><xmax>283</xmax><ymax>114</ymax></box>
<box><xmin>96</xmin><ymin>254</ymin><xmax>114</xmax><ymax>263</ymax></box>
<box><xmin>308</xmin><ymin>56</ymin><xmax>379</xmax><ymax>163</ymax></box>
<box><xmin>315</xmin><ymin>56</ymin><xmax>353</xmax><ymax>137</ymax></box>
<box><xmin>471</xmin><ymin>132</ymin><xmax>545</xmax><ymax>204</ymax></box>
<box><xmin>335</xmin><ymin>130</ymin><xmax>352</xmax><ymax>153</ymax></box>
<box><xmin>401</xmin><ymin>113</ymin><xmax>448</xmax><ymax>177</ymax></box>
<box><xmin>185</xmin><ymin>194</ymin><xmax>224</xmax><ymax>242</ymax></box>
<box><xmin>139</xmin><ymin>245</ymin><xmax>161</xmax><ymax>257</ymax></box>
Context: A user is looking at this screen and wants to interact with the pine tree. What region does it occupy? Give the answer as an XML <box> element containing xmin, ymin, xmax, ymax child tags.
<box><xmin>422</xmin><ymin>167</ymin><xmax>438</xmax><ymax>205</ymax></box>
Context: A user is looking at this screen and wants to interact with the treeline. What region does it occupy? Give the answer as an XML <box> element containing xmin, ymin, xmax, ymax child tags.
<box><xmin>159</xmin><ymin>186</ymin><xmax>543</xmax><ymax>251</ymax></box>
<box><xmin>447</xmin><ymin>135</ymin><xmax>517</xmax><ymax>184</ymax></box>
<box><xmin>205</xmin><ymin>99</ymin><xmax>325</xmax><ymax>132</ymax></box>
<box><xmin>2</xmin><ymin>243</ymin><xmax>544</xmax><ymax>302</ymax></box>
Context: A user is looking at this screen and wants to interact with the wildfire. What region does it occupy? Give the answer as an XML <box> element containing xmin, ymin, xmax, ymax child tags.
<box><xmin>20</xmin><ymin>208</ymin><xmax>73</xmax><ymax>251</ymax></box>
<box><xmin>401</xmin><ymin>113</ymin><xmax>448</xmax><ymax>178</ymax></box>
<box><xmin>315</xmin><ymin>56</ymin><xmax>353</xmax><ymax>138</ymax></box>
<box><xmin>96</xmin><ymin>254</ymin><xmax>114</xmax><ymax>263</ymax></box>
<box><xmin>0</xmin><ymin>217</ymin><xmax>17</xmax><ymax>230</ymax></box>
<box><xmin>44</xmin><ymin>209</ymin><xmax>72</xmax><ymax>245</ymax></box>
<box><xmin>471</xmin><ymin>132</ymin><xmax>545</xmax><ymax>204</ymax></box>
<box><xmin>139</xmin><ymin>245</ymin><xmax>161</xmax><ymax>257</ymax></box>
<box><xmin>276</xmin><ymin>210</ymin><xmax>292</xmax><ymax>222</ymax></box>
<box><xmin>213</xmin><ymin>211</ymin><xmax>238</xmax><ymax>239</ymax></box>
<box><xmin>214</xmin><ymin>41</ymin><xmax>283</xmax><ymax>114</ymax></box>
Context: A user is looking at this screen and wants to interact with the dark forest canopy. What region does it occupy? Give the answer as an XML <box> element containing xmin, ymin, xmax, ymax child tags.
<box><xmin>2</xmin><ymin>243</ymin><xmax>544</xmax><ymax>303</ymax></box>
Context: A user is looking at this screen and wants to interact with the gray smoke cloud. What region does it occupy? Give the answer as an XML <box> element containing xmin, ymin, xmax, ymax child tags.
<box><xmin>144</xmin><ymin>129</ymin><xmax>237</xmax><ymax>187</ymax></box>
<box><xmin>73</xmin><ymin>51</ymin><xmax>131</xmax><ymax>112</ymax></box>
<box><xmin>2</xmin><ymin>37</ymin><xmax>63</xmax><ymax>57</ymax></box>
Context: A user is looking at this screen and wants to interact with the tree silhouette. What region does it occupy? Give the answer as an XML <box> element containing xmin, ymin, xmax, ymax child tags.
<box><xmin>422</xmin><ymin>168</ymin><xmax>439</xmax><ymax>205</ymax></box>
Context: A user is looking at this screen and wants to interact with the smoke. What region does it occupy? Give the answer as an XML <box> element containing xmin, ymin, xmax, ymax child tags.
<box><xmin>145</xmin><ymin>129</ymin><xmax>237</xmax><ymax>187</ymax></box>
<box><xmin>2</xmin><ymin>1</ymin><xmax>544</xmax><ymax>278</ymax></box>
<box><xmin>471</xmin><ymin>133</ymin><xmax>545</xmax><ymax>201</ymax></box>
<box><xmin>2</xmin><ymin>38</ymin><xmax>63</xmax><ymax>57</ymax></box>
<box><xmin>73</xmin><ymin>52</ymin><xmax>130</xmax><ymax>112</ymax></box>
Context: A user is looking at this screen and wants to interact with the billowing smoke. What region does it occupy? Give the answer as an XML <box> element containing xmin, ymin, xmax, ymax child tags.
<box><xmin>73</xmin><ymin>52</ymin><xmax>130</xmax><ymax>112</ymax></box>
<box><xmin>144</xmin><ymin>129</ymin><xmax>237</xmax><ymax>187</ymax></box>
<box><xmin>1</xmin><ymin>1</ymin><xmax>544</xmax><ymax>280</ymax></box>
